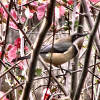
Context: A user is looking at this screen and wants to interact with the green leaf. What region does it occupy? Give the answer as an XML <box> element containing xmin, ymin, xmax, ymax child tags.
<box><xmin>97</xmin><ymin>66</ymin><xmax>100</xmax><ymax>72</ymax></box>
<box><xmin>35</xmin><ymin>68</ymin><xmax>42</xmax><ymax>76</ymax></box>
<box><xmin>63</xmin><ymin>26</ymin><xmax>69</xmax><ymax>30</ymax></box>
<box><xmin>62</xmin><ymin>0</ymin><xmax>66</xmax><ymax>3</ymax></box>
<box><xmin>19</xmin><ymin>90</ymin><xmax>22</xmax><ymax>95</ymax></box>
<box><xmin>51</xmin><ymin>87</ymin><xmax>57</xmax><ymax>93</ymax></box>
<box><xmin>65</xmin><ymin>20</ymin><xmax>72</xmax><ymax>25</ymax></box>
<box><xmin>20</xmin><ymin>75</ymin><xmax>25</xmax><ymax>80</ymax></box>
<box><xmin>74</xmin><ymin>20</ymin><xmax>79</xmax><ymax>28</ymax></box>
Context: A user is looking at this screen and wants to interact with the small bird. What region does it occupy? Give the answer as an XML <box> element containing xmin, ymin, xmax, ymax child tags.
<box><xmin>40</xmin><ymin>33</ymin><xmax>87</xmax><ymax>66</ymax></box>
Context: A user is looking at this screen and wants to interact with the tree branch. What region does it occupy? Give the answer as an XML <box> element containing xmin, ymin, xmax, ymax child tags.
<box><xmin>0</xmin><ymin>82</ymin><xmax>24</xmax><ymax>100</ymax></box>
<box><xmin>0</xmin><ymin>0</ymin><xmax>12</xmax><ymax>71</ymax></box>
<box><xmin>0</xmin><ymin>1</ymin><xmax>32</xmax><ymax>47</ymax></box>
<box><xmin>0</xmin><ymin>59</ymin><xmax>23</xmax><ymax>89</ymax></box>
<box><xmin>20</xmin><ymin>0</ymin><xmax>56</xmax><ymax>100</ymax></box>
<box><xmin>73</xmin><ymin>11</ymin><xmax>100</xmax><ymax>100</ymax></box>
<box><xmin>39</xmin><ymin>56</ymin><xmax>67</xmax><ymax>96</ymax></box>
<box><xmin>82</xmin><ymin>0</ymin><xmax>100</xmax><ymax>53</ymax></box>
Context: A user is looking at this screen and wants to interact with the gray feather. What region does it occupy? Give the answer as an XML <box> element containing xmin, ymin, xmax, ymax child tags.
<box><xmin>40</xmin><ymin>42</ymin><xmax>72</xmax><ymax>53</ymax></box>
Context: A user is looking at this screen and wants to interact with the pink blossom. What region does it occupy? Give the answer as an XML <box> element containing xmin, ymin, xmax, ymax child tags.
<box><xmin>59</xmin><ymin>6</ymin><xmax>66</xmax><ymax>17</ymax></box>
<box><xmin>0</xmin><ymin>91</ymin><xmax>9</xmax><ymax>100</ymax></box>
<box><xmin>67</xmin><ymin>0</ymin><xmax>74</xmax><ymax>5</ymax></box>
<box><xmin>37</xmin><ymin>4</ymin><xmax>47</xmax><ymax>20</ymax></box>
<box><xmin>6</xmin><ymin>44</ymin><xmax>13</xmax><ymax>51</ymax></box>
<box><xmin>21</xmin><ymin>17</ymin><xmax>26</xmax><ymax>23</ymax></box>
<box><xmin>5</xmin><ymin>5</ymin><xmax>9</xmax><ymax>8</ymax></box>
<box><xmin>29</xmin><ymin>1</ymin><xmax>38</xmax><ymax>13</ymax></box>
<box><xmin>11</xmin><ymin>9</ymin><xmax>17</xmax><ymax>21</ymax></box>
<box><xmin>3</xmin><ymin>8</ymin><xmax>8</xmax><ymax>19</ymax></box>
<box><xmin>0</xmin><ymin>51</ymin><xmax>2</xmax><ymax>58</ymax></box>
<box><xmin>24</xmin><ymin>46</ymin><xmax>29</xmax><ymax>52</ymax></box>
<box><xmin>18</xmin><ymin>61</ymin><xmax>24</xmax><ymax>70</ymax></box>
<box><xmin>90</xmin><ymin>0</ymin><xmax>100</xmax><ymax>3</ymax></box>
<box><xmin>0</xmin><ymin>7</ymin><xmax>4</xmax><ymax>15</ymax></box>
<box><xmin>14</xmin><ymin>38</ymin><xmax>21</xmax><ymax>48</ymax></box>
<box><xmin>8</xmin><ymin>46</ymin><xmax>17</xmax><ymax>62</ymax></box>
<box><xmin>9</xmin><ymin>21</ymin><xmax>18</xmax><ymax>29</ymax></box>
<box><xmin>1</xmin><ymin>4</ymin><xmax>9</xmax><ymax>19</ymax></box>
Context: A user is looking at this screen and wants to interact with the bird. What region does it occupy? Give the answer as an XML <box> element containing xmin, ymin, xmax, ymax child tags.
<box><xmin>40</xmin><ymin>33</ymin><xmax>87</xmax><ymax>66</ymax></box>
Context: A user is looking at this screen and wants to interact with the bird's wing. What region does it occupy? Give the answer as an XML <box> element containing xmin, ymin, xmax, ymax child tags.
<box><xmin>40</xmin><ymin>42</ymin><xmax>72</xmax><ymax>53</ymax></box>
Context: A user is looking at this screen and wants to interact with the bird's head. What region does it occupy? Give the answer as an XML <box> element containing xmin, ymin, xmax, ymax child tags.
<box><xmin>73</xmin><ymin>36</ymin><xmax>85</xmax><ymax>50</ymax></box>
<box><xmin>71</xmin><ymin>33</ymin><xmax>88</xmax><ymax>42</ymax></box>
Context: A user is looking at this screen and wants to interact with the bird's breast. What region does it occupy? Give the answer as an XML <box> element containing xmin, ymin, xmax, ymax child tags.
<box><xmin>40</xmin><ymin>52</ymin><xmax>71</xmax><ymax>66</ymax></box>
<box><xmin>40</xmin><ymin>45</ymin><xmax>78</xmax><ymax>66</ymax></box>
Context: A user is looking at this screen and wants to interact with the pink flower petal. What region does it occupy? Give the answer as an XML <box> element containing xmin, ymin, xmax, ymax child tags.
<box><xmin>21</xmin><ymin>17</ymin><xmax>26</xmax><ymax>23</ymax></box>
<box><xmin>3</xmin><ymin>10</ymin><xmax>8</xmax><ymax>19</ymax></box>
<box><xmin>0</xmin><ymin>7</ymin><xmax>4</xmax><ymax>15</ymax></box>
<box><xmin>8</xmin><ymin>46</ymin><xmax>17</xmax><ymax>62</ymax></box>
<box><xmin>67</xmin><ymin>0</ymin><xmax>74</xmax><ymax>5</ymax></box>
<box><xmin>14</xmin><ymin>38</ymin><xmax>21</xmax><ymax>48</ymax></box>
<box><xmin>0</xmin><ymin>91</ymin><xmax>9</xmax><ymax>100</ymax></box>
<box><xmin>1</xmin><ymin>4</ymin><xmax>9</xmax><ymax>19</ymax></box>
<box><xmin>24</xmin><ymin>46</ymin><xmax>29</xmax><ymax>52</ymax></box>
<box><xmin>18</xmin><ymin>61</ymin><xmax>24</xmax><ymax>70</ymax></box>
<box><xmin>0</xmin><ymin>51</ymin><xmax>2</xmax><ymax>58</ymax></box>
<box><xmin>9</xmin><ymin>21</ymin><xmax>18</xmax><ymax>29</ymax></box>
<box><xmin>37</xmin><ymin>4</ymin><xmax>47</xmax><ymax>20</ymax></box>
<box><xmin>6</xmin><ymin>44</ymin><xmax>13</xmax><ymax>51</ymax></box>
<box><xmin>90</xmin><ymin>0</ymin><xmax>100</xmax><ymax>3</ymax></box>
<box><xmin>11</xmin><ymin>9</ymin><xmax>17</xmax><ymax>21</ymax></box>
<box><xmin>59</xmin><ymin>6</ymin><xmax>66</xmax><ymax>17</ymax></box>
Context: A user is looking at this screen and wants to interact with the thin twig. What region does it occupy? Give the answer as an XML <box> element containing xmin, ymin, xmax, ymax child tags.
<box><xmin>0</xmin><ymin>82</ymin><xmax>24</xmax><ymax>100</ymax></box>
<box><xmin>0</xmin><ymin>0</ymin><xmax>12</xmax><ymax>71</ymax></box>
<box><xmin>0</xmin><ymin>59</ymin><xmax>23</xmax><ymax>89</ymax></box>
<box><xmin>20</xmin><ymin>0</ymin><xmax>56</xmax><ymax>100</ymax></box>
<box><xmin>0</xmin><ymin>1</ymin><xmax>32</xmax><ymax>47</ymax></box>
<box><xmin>71</xmin><ymin>0</ymin><xmax>79</xmax><ymax>99</ymax></box>
<box><xmin>73</xmin><ymin>11</ymin><xmax>100</xmax><ymax>100</ymax></box>
<box><xmin>82</xmin><ymin>0</ymin><xmax>100</xmax><ymax>53</ymax></box>
<box><xmin>39</xmin><ymin>56</ymin><xmax>67</xmax><ymax>96</ymax></box>
<box><xmin>91</xmin><ymin>51</ymin><xmax>96</xmax><ymax>100</ymax></box>
<box><xmin>88</xmin><ymin>69</ymin><xmax>100</xmax><ymax>80</ymax></box>
<box><xmin>0</xmin><ymin>61</ymin><xmax>21</xmax><ymax>78</ymax></box>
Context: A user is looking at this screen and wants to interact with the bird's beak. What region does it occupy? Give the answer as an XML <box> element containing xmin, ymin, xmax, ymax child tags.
<box><xmin>80</xmin><ymin>33</ymin><xmax>88</xmax><ymax>37</ymax></box>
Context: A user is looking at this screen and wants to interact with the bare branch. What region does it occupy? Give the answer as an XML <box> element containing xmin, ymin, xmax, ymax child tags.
<box><xmin>0</xmin><ymin>62</ymin><xmax>20</xmax><ymax>78</ymax></box>
<box><xmin>73</xmin><ymin>11</ymin><xmax>100</xmax><ymax>100</ymax></box>
<box><xmin>39</xmin><ymin>56</ymin><xmax>67</xmax><ymax>96</ymax></box>
<box><xmin>0</xmin><ymin>82</ymin><xmax>24</xmax><ymax>100</ymax></box>
<box><xmin>20</xmin><ymin>0</ymin><xmax>56</xmax><ymax>100</ymax></box>
<box><xmin>0</xmin><ymin>0</ymin><xmax>12</xmax><ymax>71</ymax></box>
<box><xmin>0</xmin><ymin>59</ymin><xmax>23</xmax><ymax>89</ymax></box>
<box><xmin>82</xmin><ymin>0</ymin><xmax>100</xmax><ymax>53</ymax></box>
<box><xmin>0</xmin><ymin>1</ymin><xmax>32</xmax><ymax>47</ymax></box>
